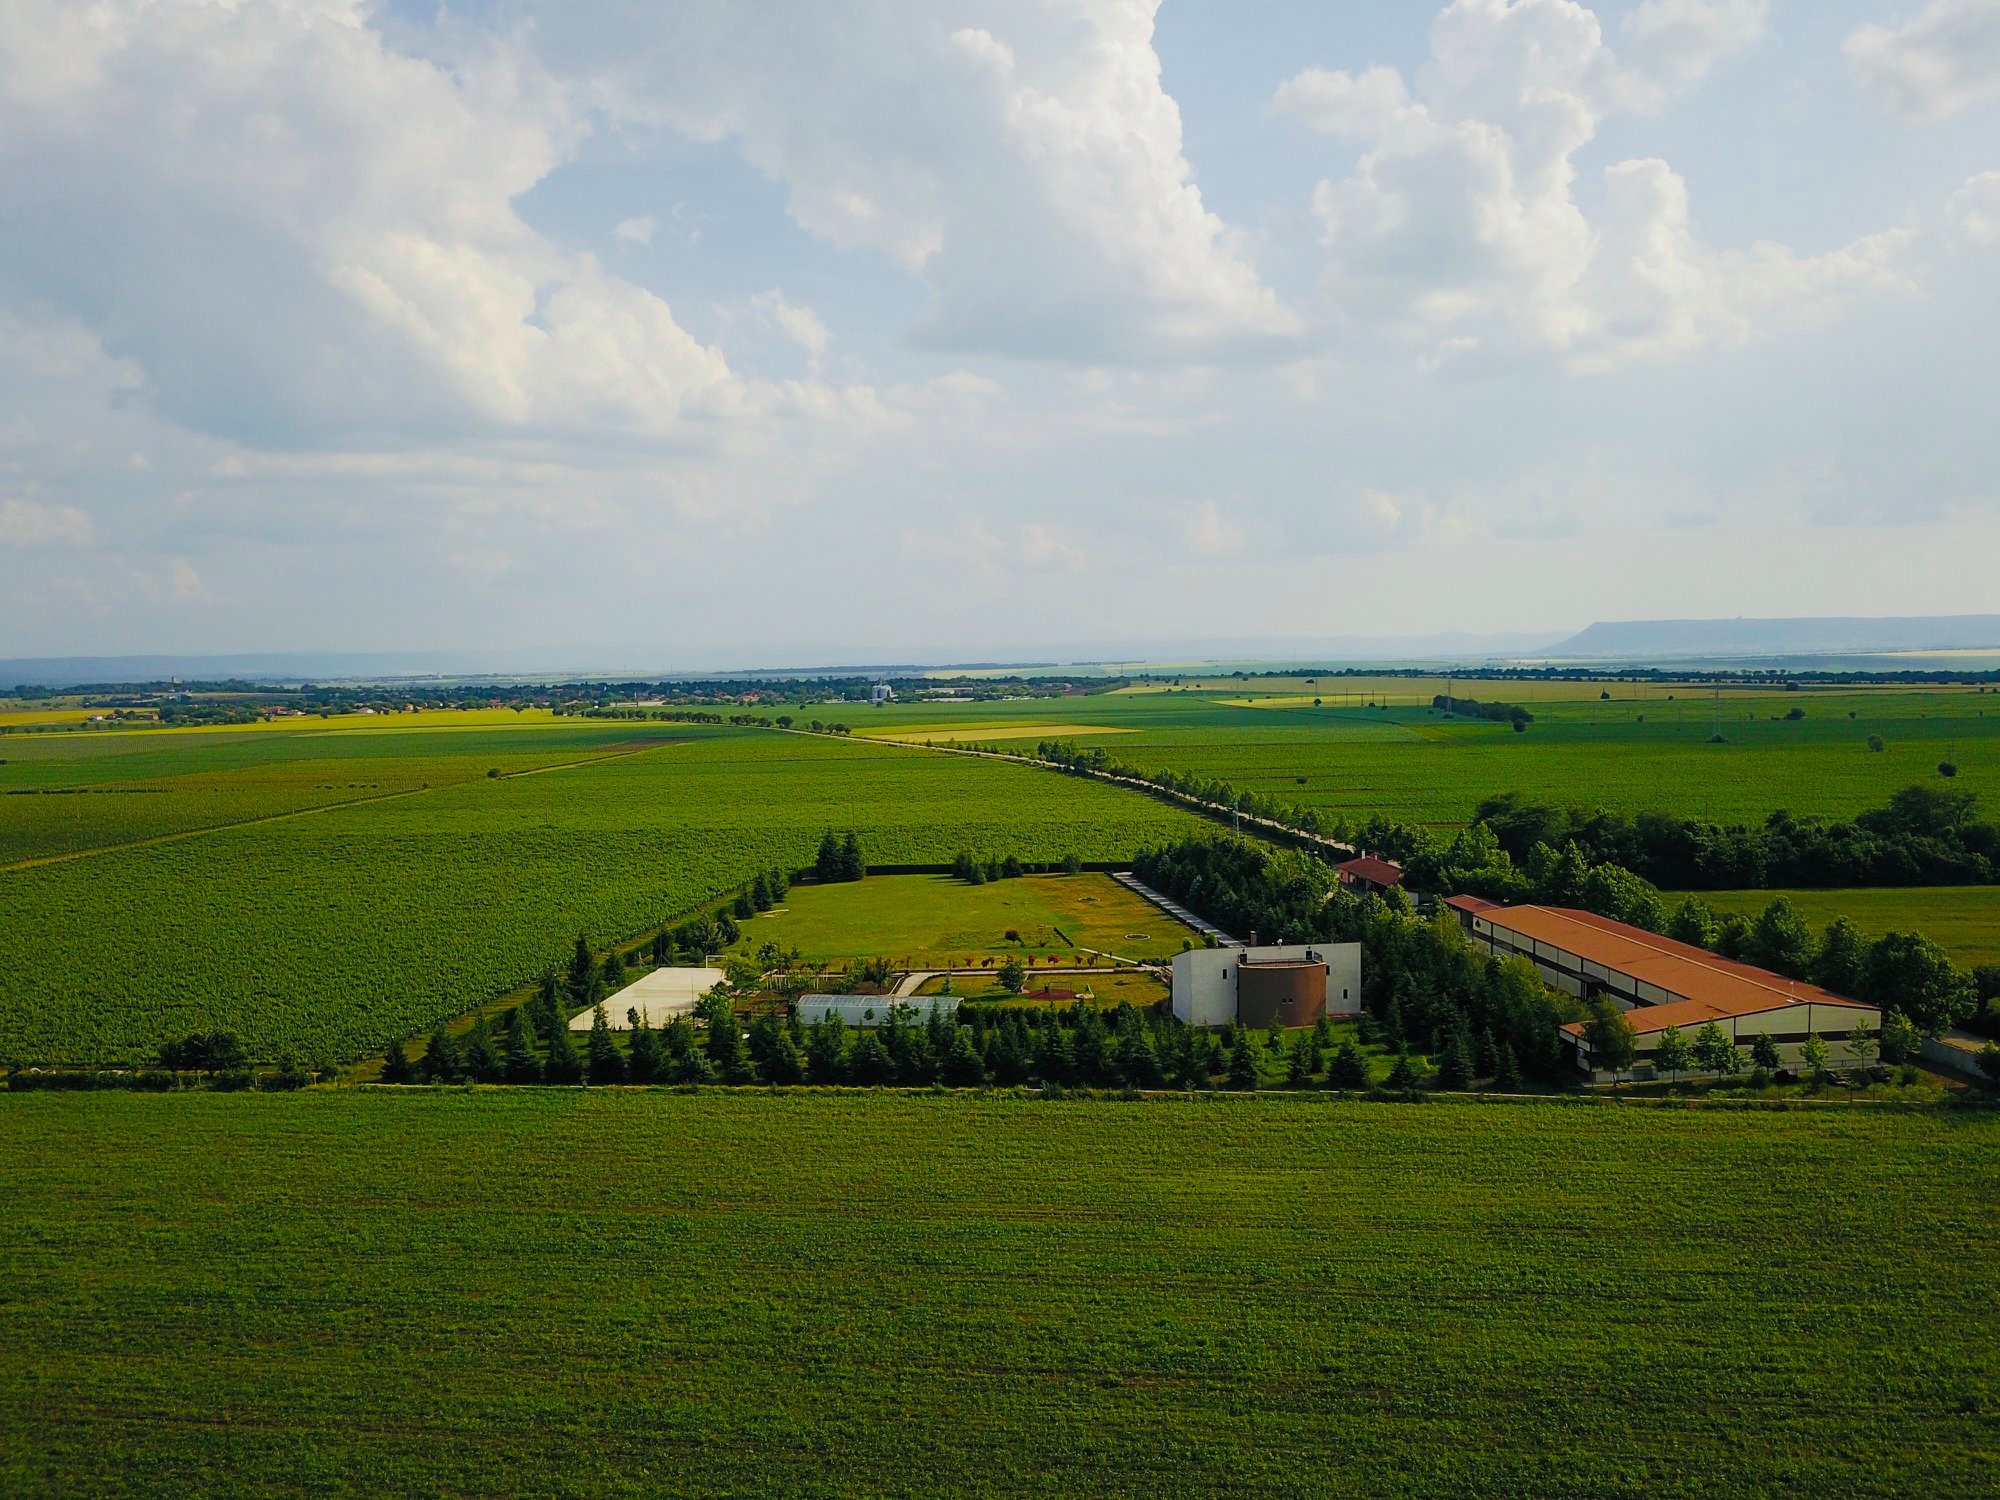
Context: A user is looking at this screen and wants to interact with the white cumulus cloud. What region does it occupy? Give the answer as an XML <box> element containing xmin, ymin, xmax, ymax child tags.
<box><xmin>0</xmin><ymin>0</ymin><xmax>737</xmax><ymax>446</ymax></box>
<box><xmin>519</xmin><ymin>0</ymin><xmax>1299</xmax><ymax>365</ymax></box>
<box><xmin>1274</xmin><ymin>0</ymin><xmax>1905</xmax><ymax>371</ymax></box>
<box><xmin>1846</xmin><ymin>0</ymin><xmax>2000</xmax><ymax>121</ymax></box>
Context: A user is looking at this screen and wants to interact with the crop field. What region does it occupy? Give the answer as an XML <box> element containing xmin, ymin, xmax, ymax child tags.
<box><xmin>0</xmin><ymin>729</ymin><xmax>1202</xmax><ymax>1065</ymax></box>
<box><xmin>1699</xmin><ymin>886</ymin><xmax>2000</xmax><ymax>970</ymax></box>
<box><xmin>728</xmin><ymin>872</ymin><xmax>1198</xmax><ymax>967</ymax></box>
<box><xmin>2</xmin><ymin>1090</ymin><xmax>1994</xmax><ymax>1498</ymax></box>
<box><xmin>841</xmin><ymin>680</ymin><xmax>2000</xmax><ymax>827</ymax></box>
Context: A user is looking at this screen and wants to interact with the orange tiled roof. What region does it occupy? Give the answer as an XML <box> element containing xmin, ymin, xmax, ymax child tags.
<box><xmin>1474</xmin><ymin>904</ymin><xmax>1876</xmax><ymax>1030</ymax></box>
<box><xmin>1337</xmin><ymin>855</ymin><xmax>1404</xmax><ymax>886</ymax></box>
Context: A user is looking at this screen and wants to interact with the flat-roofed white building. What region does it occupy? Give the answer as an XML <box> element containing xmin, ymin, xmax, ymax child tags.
<box><xmin>1170</xmin><ymin>943</ymin><xmax>1362</xmax><ymax>1029</ymax></box>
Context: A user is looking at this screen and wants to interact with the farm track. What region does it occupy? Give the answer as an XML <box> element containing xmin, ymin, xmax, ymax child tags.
<box><xmin>0</xmin><ymin>740</ymin><xmax>679</xmax><ymax>875</ymax></box>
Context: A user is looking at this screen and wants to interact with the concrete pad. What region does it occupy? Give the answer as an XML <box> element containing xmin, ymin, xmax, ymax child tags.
<box><xmin>570</xmin><ymin>966</ymin><xmax>724</xmax><ymax>1030</ymax></box>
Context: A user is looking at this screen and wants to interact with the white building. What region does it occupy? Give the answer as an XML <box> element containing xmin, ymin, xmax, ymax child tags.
<box><xmin>869</xmin><ymin>683</ymin><xmax>894</xmax><ymax>706</ymax></box>
<box><xmin>797</xmin><ymin>994</ymin><xmax>957</xmax><ymax>1027</ymax></box>
<box><xmin>1170</xmin><ymin>943</ymin><xmax>1362</xmax><ymax>1029</ymax></box>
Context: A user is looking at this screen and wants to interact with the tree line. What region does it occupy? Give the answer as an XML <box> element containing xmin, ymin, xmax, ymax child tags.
<box><xmin>378</xmin><ymin>988</ymin><xmax>1410</xmax><ymax>1094</ymax></box>
<box><xmin>1471</xmin><ymin>785</ymin><xmax>2000</xmax><ymax>890</ymax></box>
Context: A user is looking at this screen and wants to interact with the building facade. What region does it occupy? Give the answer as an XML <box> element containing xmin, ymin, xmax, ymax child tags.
<box><xmin>1170</xmin><ymin>943</ymin><xmax>1362</xmax><ymax>1029</ymax></box>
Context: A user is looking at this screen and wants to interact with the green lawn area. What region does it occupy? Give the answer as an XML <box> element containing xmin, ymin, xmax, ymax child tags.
<box><xmin>3</xmin><ymin>1090</ymin><xmax>1994</xmax><ymax>1498</ymax></box>
<box><xmin>730</xmin><ymin>872</ymin><xmax>1198</xmax><ymax>967</ymax></box>
<box><xmin>1699</xmin><ymin>886</ymin><xmax>2000</xmax><ymax>970</ymax></box>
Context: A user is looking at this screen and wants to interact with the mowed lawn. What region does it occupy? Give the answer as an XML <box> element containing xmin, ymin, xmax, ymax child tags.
<box><xmin>1699</xmin><ymin>886</ymin><xmax>2000</xmax><ymax>970</ymax></box>
<box><xmin>1</xmin><ymin>1091</ymin><xmax>1994</xmax><ymax>1498</ymax></box>
<box><xmin>729</xmin><ymin>872</ymin><xmax>1198</xmax><ymax>966</ymax></box>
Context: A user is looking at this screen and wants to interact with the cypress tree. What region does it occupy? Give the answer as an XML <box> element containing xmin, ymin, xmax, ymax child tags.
<box><xmin>1285</xmin><ymin>1034</ymin><xmax>1317</xmax><ymax>1088</ymax></box>
<box><xmin>462</xmin><ymin>1015</ymin><xmax>502</xmax><ymax>1084</ymax></box>
<box><xmin>1495</xmin><ymin>1042</ymin><xmax>1523</xmax><ymax>1092</ymax></box>
<box><xmin>940</xmin><ymin>1027</ymin><xmax>988</xmax><ymax>1087</ymax></box>
<box><xmin>1115</xmin><ymin>1017</ymin><xmax>1163</xmax><ymax>1088</ymax></box>
<box><xmin>586</xmin><ymin>1005</ymin><xmax>625</xmax><ymax>1084</ymax></box>
<box><xmin>601</xmin><ymin>947</ymin><xmax>627</xmax><ymax>992</ymax></box>
<box><xmin>381</xmin><ymin>1037</ymin><xmax>414</xmax><ymax>1085</ymax></box>
<box><xmin>1328</xmin><ymin>1039</ymin><xmax>1369</xmax><ymax>1090</ymax></box>
<box><xmin>1474</xmin><ymin>1027</ymin><xmax>1499</xmax><ymax>1078</ymax></box>
<box><xmin>705</xmin><ymin>1000</ymin><xmax>743</xmax><ymax>1077</ymax></box>
<box><xmin>840</xmin><ymin>831</ymin><xmax>866</xmax><ymax>881</ymax></box>
<box><xmin>1386</xmin><ymin>1045</ymin><xmax>1421</xmax><ymax>1091</ymax></box>
<box><xmin>1435</xmin><ymin>1028</ymin><xmax>1475</xmax><ymax>1091</ymax></box>
<box><xmin>420</xmin><ymin>1023</ymin><xmax>462</xmax><ymax>1084</ymax></box>
<box><xmin>806</xmin><ymin>1012</ymin><xmax>847</xmax><ymax>1084</ymax></box>
<box><xmin>848</xmin><ymin>1031</ymin><xmax>893</xmax><ymax>1085</ymax></box>
<box><xmin>815</xmin><ymin>830</ymin><xmax>842</xmax><ymax>882</ymax></box>
<box><xmin>1226</xmin><ymin>1031</ymin><xmax>1260</xmax><ymax>1090</ymax></box>
<box><xmin>502</xmin><ymin>1017</ymin><xmax>541</xmax><ymax>1084</ymax></box>
<box><xmin>565</xmin><ymin>935</ymin><xmax>597</xmax><ymax>1009</ymax></box>
<box><xmin>542</xmin><ymin>1021</ymin><xmax>584</xmax><ymax>1084</ymax></box>
<box><xmin>761</xmin><ymin>1029</ymin><xmax>806</xmax><ymax>1085</ymax></box>
<box><xmin>628</xmin><ymin>1017</ymin><xmax>663</xmax><ymax>1084</ymax></box>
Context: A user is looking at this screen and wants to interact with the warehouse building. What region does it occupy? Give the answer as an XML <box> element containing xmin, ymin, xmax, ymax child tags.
<box><xmin>1445</xmin><ymin>898</ymin><xmax>1881</xmax><ymax>1077</ymax></box>
<box><xmin>796</xmin><ymin>994</ymin><xmax>956</xmax><ymax>1027</ymax></box>
<box><xmin>1170</xmin><ymin>942</ymin><xmax>1362</xmax><ymax>1029</ymax></box>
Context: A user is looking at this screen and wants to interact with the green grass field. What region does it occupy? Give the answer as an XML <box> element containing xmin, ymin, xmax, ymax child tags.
<box><xmin>0</xmin><ymin>729</ymin><xmax>1203</xmax><ymax>1065</ymax></box>
<box><xmin>729</xmin><ymin>872</ymin><xmax>1197</xmax><ymax>968</ymax></box>
<box><xmin>840</xmin><ymin>679</ymin><xmax>2000</xmax><ymax>827</ymax></box>
<box><xmin>1700</xmin><ymin>886</ymin><xmax>2000</xmax><ymax>970</ymax></box>
<box><xmin>3</xmin><ymin>1090</ymin><xmax>1994</xmax><ymax>1498</ymax></box>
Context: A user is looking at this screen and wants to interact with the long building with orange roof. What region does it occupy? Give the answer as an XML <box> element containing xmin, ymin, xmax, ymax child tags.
<box><xmin>1444</xmin><ymin>898</ymin><xmax>1881</xmax><ymax>1077</ymax></box>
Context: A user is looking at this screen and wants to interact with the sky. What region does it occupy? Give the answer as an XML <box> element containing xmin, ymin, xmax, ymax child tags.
<box><xmin>1</xmin><ymin>0</ymin><xmax>1997</xmax><ymax>668</ymax></box>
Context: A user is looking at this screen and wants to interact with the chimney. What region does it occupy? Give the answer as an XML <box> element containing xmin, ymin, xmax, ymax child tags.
<box><xmin>1248</xmin><ymin>930</ymin><xmax>1258</xmax><ymax>948</ymax></box>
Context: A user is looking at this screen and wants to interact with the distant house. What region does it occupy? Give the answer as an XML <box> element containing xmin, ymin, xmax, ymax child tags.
<box><xmin>1455</xmin><ymin>903</ymin><xmax>1881</xmax><ymax>1078</ymax></box>
<box><xmin>1335</xmin><ymin>855</ymin><xmax>1405</xmax><ymax>899</ymax></box>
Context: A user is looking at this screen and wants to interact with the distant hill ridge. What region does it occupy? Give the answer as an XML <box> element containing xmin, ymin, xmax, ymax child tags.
<box><xmin>1551</xmin><ymin>615</ymin><xmax>2000</xmax><ymax>660</ymax></box>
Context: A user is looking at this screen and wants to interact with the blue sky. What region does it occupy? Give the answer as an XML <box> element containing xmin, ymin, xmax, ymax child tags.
<box><xmin>2</xmin><ymin>0</ymin><xmax>1997</xmax><ymax>667</ymax></box>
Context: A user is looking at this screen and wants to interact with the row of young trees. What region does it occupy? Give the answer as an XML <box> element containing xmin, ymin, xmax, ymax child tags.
<box><xmin>730</xmin><ymin>867</ymin><xmax>792</xmax><ymax>921</ymax></box>
<box><xmin>379</xmin><ymin>992</ymin><xmax>1426</xmax><ymax>1093</ymax></box>
<box><xmin>950</xmin><ymin>850</ymin><xmax>1085</xmax><ymax>883</ymax></box>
